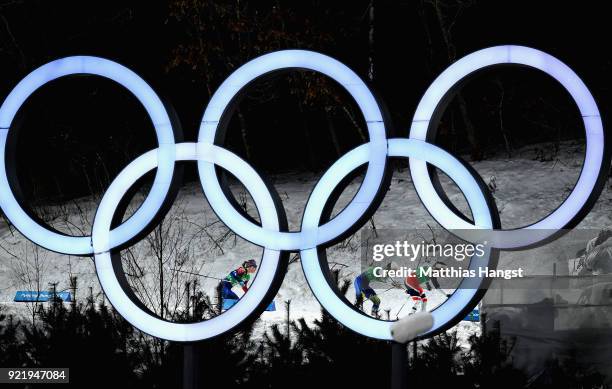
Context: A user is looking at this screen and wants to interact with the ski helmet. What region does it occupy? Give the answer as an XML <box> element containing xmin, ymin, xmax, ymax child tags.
<box><xmin>243</xmin><ymin>259</ymin><xmax>257</xmax><ymax>269</ymax></box>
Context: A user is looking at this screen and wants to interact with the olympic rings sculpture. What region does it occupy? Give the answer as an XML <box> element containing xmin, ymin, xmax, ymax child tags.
<box><xmin>0</xmin><ymin>46</ymin><xmax>608</xmax><ymax>342</ymax></box>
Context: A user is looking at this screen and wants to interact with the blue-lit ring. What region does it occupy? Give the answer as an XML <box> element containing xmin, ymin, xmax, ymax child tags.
<box><xmin>0</xmin><ymin>56</ymin><xmax>176</xmax><ymax>255</ymax></box>
<box><xmin>301</xmin><ymin>138</ymin><xmax>495</xmax><ymax>340</ymax></box>
<box><xmin>409</xmin><ymin>45</ymin><xmax>607</xmax><ymax>249</ymax></box>
<box><xmin>197</xmin><ymin>50</ymin><xmax>388</xmax><ymax>251</ymax></box>
<box><xmin>92</xmin><ymin>143</ymin><xmax>284</xmax><ymax>342</ymax></box>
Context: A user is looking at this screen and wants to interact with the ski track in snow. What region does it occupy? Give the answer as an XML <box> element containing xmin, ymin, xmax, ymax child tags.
<box><xmin>1</xmin><ymin>141</ymin><xmax>610</xmax><ymax>346</ymax></box>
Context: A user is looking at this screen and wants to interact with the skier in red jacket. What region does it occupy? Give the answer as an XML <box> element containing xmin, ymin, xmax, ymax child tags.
<box><xmin>404</xmin><ymin>262</ymin><xmax>450</xmax><ymax>314</ymax></box>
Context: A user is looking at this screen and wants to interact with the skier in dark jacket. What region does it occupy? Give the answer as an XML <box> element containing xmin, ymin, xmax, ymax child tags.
<box><xmin>354</xmin><ymin>266</ymin><xmax>386</xmax><ymax>316</ymax></box>
<box><xmin>221</xmin><ymin>259</ymin><xmax>258</xmax><ymax>300</ymax></box>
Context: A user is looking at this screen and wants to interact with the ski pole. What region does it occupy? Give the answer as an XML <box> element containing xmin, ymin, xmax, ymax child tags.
<box><xmin>167</xmin><ymin>268</ymin><xmax>223</xmax><ymax>281</ymax></box>
<box><xmin>380</xmin><ymin>286</ymin><xmax>397</xmax><ymax>294</ymax></box>
<box><xmin>433</xmin><ymin>287</ymin><xmax>451</xmax><ymax>298</ymax></box>
<box><xmin>395</xmin><ymin>303</ymin><xmax>406</xmax><ymax>319</ymax></box>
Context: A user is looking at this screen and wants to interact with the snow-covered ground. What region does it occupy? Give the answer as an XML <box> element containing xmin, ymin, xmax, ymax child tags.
<box><xmin>1</xmin><ymin>140</ymin><xmax>610</xmax><ymax>345</ymax></box>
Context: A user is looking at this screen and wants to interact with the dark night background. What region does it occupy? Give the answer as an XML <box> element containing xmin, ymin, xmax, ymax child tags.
<box><xmin>0</xmin><ymin>0</ymin><xmax>607</xmax><ymax>207</ymax></box>
<box><xmin>1</xmin><ymin>2</ymin><xmax>611</xmax><ymax>388</ymax></box>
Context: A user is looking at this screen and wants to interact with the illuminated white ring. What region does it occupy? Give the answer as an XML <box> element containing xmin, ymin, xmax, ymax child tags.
<box><xmin>0</xmin><ymin>56</ymin><xmax>176</xmax><ymax>255</ymax></box>
<box><xmin>301</xmin><ymin>138</ymin><xmax>494</xmax><ymax>340</ymax></box>
<box><xmin>409</xmin><ymin>45</ymin><xmax>605</xmax><ymax>249</ymax></box>
<box><xmin>92</xmin><ymin>142</ymin><xmax>282</xmax><ymax>342</ymax></box>
<box><xmin>197</xmin><ymin>50</ymin><xmax>388</xmax><ymax>251</ymax></box>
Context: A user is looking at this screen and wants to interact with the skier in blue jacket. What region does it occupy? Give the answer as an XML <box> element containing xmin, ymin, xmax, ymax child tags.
<box><xmin>221</xmin><ymin>259</ymin><xmax>258</xmax><ymax>300</ymax></box>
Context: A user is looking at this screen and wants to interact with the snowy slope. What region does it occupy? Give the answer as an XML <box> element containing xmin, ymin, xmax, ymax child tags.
<box><xmin>1</xmin><ymin>140</ymin><xmax>610</xmax><ymax>344</ymax></box>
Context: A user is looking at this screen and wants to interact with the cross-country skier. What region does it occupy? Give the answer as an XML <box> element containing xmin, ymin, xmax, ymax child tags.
<box><xmin>354</xmin><ymin>265</ymin><xmax>392</xmax><ymax>317</ymax></box>
<box><xmin>221</xmin><ymin>259</ymin><xmax>258</xmax><ymax>300</ymax></box>
<box><xmin>404</xmin><ymin>262</ymin><xmax>449</xmax><ymax>314</ymax></box>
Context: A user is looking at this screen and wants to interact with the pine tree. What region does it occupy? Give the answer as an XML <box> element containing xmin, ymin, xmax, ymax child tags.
<box><xmin>20</xmin><ymin>295</ymin><xmax>141</xmax><ymax>386</ymax></box>
<box><xmin>257</xmin><ymin>274</ymin><xmax>392</xmax><ymax>388</ymax></box>
<box><xmin>0</xmin><ymin>307</ymin><xmax>22</xmax><ymax>367</ymax></box>
<box><xmin>461</xmin><ymin>329</ymin><xmax>525</xmax><ymax>388</ymax></box>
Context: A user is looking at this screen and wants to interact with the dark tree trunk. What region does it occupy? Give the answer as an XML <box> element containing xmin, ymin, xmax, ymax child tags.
<box><xmin>237</xmin><ymin>109</ymin><xmax>252</xmax><ymax>160</ymax></box>
<box><xmin>325</xmin><ymin>109</ymin><xmax>342</xmax><ymax>157</ymax></box>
